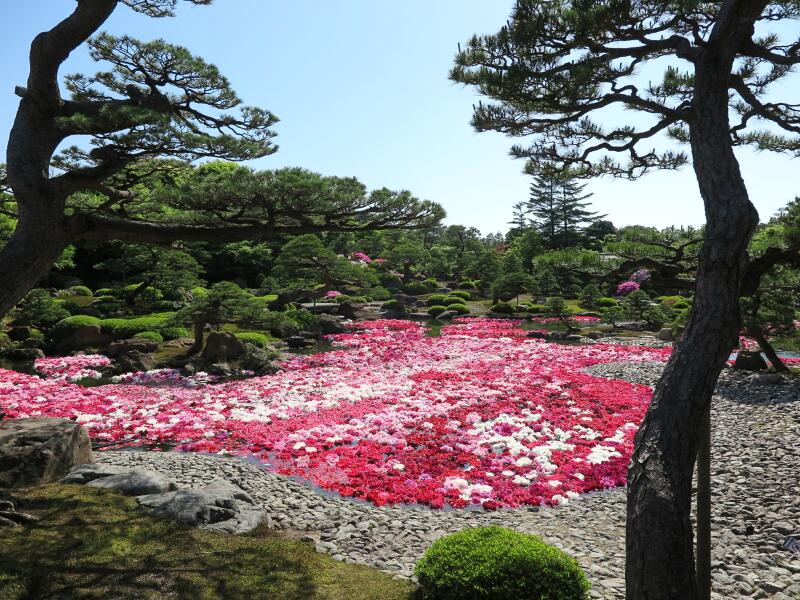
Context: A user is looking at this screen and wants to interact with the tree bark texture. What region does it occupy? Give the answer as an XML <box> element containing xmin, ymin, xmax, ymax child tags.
<box><xmin>625</xmin><ymin>5</ymin><xmax>763</xmax><ymax>596</ymax></box>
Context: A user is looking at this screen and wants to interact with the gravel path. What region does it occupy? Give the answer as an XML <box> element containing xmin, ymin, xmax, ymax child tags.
<box><xmin>96</xmin><ymin>362</ymin><xmax>799</xmax><ymax>599</ymax></box>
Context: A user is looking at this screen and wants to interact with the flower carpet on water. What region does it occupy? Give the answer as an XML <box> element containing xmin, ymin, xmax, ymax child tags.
<box><xmin>0</xmin><ymin>318</ymin><xmax>677</xmax><ymax>509</ymax></box>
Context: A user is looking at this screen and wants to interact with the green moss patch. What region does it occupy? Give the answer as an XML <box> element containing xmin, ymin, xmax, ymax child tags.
<box><xmin>0</xmin><ymin>484</ymin><xmax>411</xmax><ymax>600</ymax></box>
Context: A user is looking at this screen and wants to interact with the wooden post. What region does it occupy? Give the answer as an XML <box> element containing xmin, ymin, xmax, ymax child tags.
<box><xmin>696</xmin><ymin>405</ymin><xmax>711</xmax><ymax>599</ymax></box>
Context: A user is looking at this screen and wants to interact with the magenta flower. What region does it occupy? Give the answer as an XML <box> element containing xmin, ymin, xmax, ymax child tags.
<box><xmin>617</xmin><ymin>280</ymin><xmax>641</xmax><ymax>295</ymax></box>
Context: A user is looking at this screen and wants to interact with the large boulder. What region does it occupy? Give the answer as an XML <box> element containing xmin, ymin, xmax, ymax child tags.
<box><xmin>201</xmin><ymin>331</ymin><xmax>244</xmax><ymax>363</ymax></box>
<box><xmin>137</xmin><ymin>479</ymin><xmax>264</xmax><ymax>534</ymax></box>
<box><xmin>241</xmin><ymin>345</ymin><xmax>281</xmax><ymax>376</ymax></box>
<box><xmin>116</xmin><ymin>350</ymin><xmax>158</xmax><ymax>373</ymax></box>
<box><xmin>107</xmin><ymin>339</ymin><xmax>159</xmax><ymax>357</ymax></box>
<box><xmin>7</xmin><ymin>326</ymin><xmax>32</xmax><ymax>342</ymax></box>
<box><xmin>0</xmin><ymin>418</ymin><xmax>93</xmax><ymax>488</ymax></box>
<box><xmin>733</xmin><ymin>351</ymin><xmax>767</xmax><ymax>371</ymax></box>
<box><xmin>656</xmin><ymin>328</ymin><xmax>674</xmax><ymax>342</ymax></box>
<box><xmin>315</xmin><ymin>313</ymin><xmax>347</xmax><ymax>334</ymax></box>
<box><xmin>4</xmin><ymin>348</ymin><xmax>45</xmax><ymax>361</ymax></box>
<box><xmin>65</xmin><ymin>325</ymin><xmax>112</xmax><ymax>350</ymax></box>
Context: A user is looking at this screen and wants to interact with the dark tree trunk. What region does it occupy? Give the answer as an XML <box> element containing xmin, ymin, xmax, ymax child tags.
<box><xmin>625</xmin><ymin>46</ymin><xmax>760</xmax><ymax>599</ymax></box>
<box><xmin>752</xmin><ymin>329</ymin><xmax>789</xmax><ymax>373</ymax></box>
<box><xmin>0</xmin><ymin>205</ymin><xmax>70</xmax><ymax>318</ymax></box>
<box><xmin>189</xmin><ymin>320</ymin><xmax>206</xmax><ymax>355</ymax></box>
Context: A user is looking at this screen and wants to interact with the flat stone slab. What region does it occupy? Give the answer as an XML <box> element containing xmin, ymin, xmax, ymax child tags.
<box><xmin>86</xmin><ymin>471</ymin><xmax>177</xmax><ymax>496</ymax></box>
<box><xmin>137</xmin><ymin>478</ymin><xmax>264</xmax><ymax>534</ymax></box>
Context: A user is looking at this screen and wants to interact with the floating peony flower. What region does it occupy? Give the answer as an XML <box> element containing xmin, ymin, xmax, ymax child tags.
<box><xmin>325</xmin><ymin>290</ymin><xmax>343</xmax><ymax>299</ymax></box>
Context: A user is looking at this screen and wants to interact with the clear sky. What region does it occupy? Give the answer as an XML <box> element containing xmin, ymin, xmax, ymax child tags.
<box><xmin>1</xmin><ymin>1</ymin><xmax>797</xmax><ymax>235</ymax></box>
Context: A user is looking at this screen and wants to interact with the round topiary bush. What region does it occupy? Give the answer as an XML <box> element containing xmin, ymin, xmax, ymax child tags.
<box><xmin>449</xmin><ymin>290</ymin><xmax>471</xmax><ymax>301</ymax></box>
<box><xmin>234</xmin><ymin>332</ymin><xmax>271</xmax><ymax>348</ymax></box>
<box><xmin>449</xmin><ymin>304</ymin><xmax>470</xmax><ymax>315</ymax></box>
<box><xmin>595</xmin><ymin>297</ymin><xmax>618</xmax><ymax>308</ymax></box>
<box><xmin>403</xmin><ymin>281</ymin><xmax>429</xmax><ymax>296</ymax></box>
<box><xmin>490</xmin><ymin>302</ymin><xmax>515</xmax><ymax>315</ymax></box>
<box><xmin>381</xmin><ymin>299</ymin><xmax>401</xmax><ymax>311</ymax></box>
<box><xmin>427</xmin><ymin>294</ymin><xmax>448</xmax><ymax>306</ymax></box>
<box><xmin>428</xmin><ymin>305</ymin><xmax>448</xmax><ymax>317</ymax></box>
<box><xmin>414</xmin><ymin>526</ymin><xmax>590</xmax><ymax>600</ymax></box>
<box><xmin>443</xmin><ymin>296</ymin><xmax>467</xmax><ymax>306</ymax></box>
<box><xmin>458</xmin><ymin>281</ymin><xmax>477</xmax><ymax>290</ymax></box>
<box><xmin>94</xmin><ymin>288</ymin><xmax>114</xmax><ymax>297</ymax></box>
<box><xmin>60</xmin><ymin>285</ymin><xmax>93</xmax><ymax>297</ymax></box>
<box><xmin>133</xmin><ymin>331</ymin><xmax>164</xmax><ymax>343</ymax></box>
<box><xmin>445</xmin><ymin>301</ymin><xmax>467</xmax><ymax>310</ymax></box>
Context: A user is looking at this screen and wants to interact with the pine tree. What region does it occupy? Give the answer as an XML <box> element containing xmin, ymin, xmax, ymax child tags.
<box><xmin>556</xmin><ymin>178</ymin><xmax>604</xmax><ymax>247</ymax></box>
<box><xmin>525</xmin><ymin>173</ymin><xmax>603</xmax><ymax>249</ymax></box>
<box><xmin>526</xmin><ymin>173</ymin><xmax>560</xmax><ymax>248</ymax></box>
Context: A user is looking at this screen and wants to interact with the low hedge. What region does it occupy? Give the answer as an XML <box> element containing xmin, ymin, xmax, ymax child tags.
<box><xmin>415</xmin><ymin>526</ymin><xmax>590</xmax><ymax>600</ymax></box>
<box><xmin>381</xmin><ymin>300</ymin><xmax>401</xmax><ymax>311</ymax></box>
<box><xmin>427</xmin><ymin>294</ymin><xmax>448</xmax><ymax>306</ymax></box>
<box><xmin>428</xmin><ymin>305</ymin><xmax>448</xmax><ymax>317</ymax></box>
<box><xmin>490</xmin><ymin>302</ymin><xmax>515</xmax><ymax>314</ymax></box>
<box><xmin>595</xmin><ymin>297</ymin><xmax>618</xmax><ymax>308</ymax></box>
<box><xmin>235</xmin><ymin>332</ymin><xmax>272</xmax><ymax>348</ymax></box>
<box><xmin>54</xmin><ymin>313</ymin><xmax>176</xmax><ymax>339</ymax></box>
<box><xmin>133</xmin><ymin>331</ymin><xmax>164</xmax><ymax>343</ymax></box>
<box><xmin>449</xmin><ymin>290</ymin><xmax>471</xmax><ymax>301</ymax></box>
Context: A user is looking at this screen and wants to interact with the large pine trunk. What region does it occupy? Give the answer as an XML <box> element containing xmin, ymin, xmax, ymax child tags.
<box><xmin>0</xmin><ymin>212</ymin><xmax>69</xmax><ymax>317</ymax></box>
<box><xmin>624</xmin><ymin>57</ymin><xmax>759</xmax><ymax>599</ymax></box>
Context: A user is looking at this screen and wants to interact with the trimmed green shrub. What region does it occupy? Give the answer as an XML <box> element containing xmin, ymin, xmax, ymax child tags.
<box><xmin>160</xmin><ymin>326</ymin><xmax>189</xmax><ymax>340</ymax></box>
<box><xmin>235</xmin><ymin>332</ymin><xmax>272</xmax><ymax>348</ymax></box>
<box><xmin>491</xmin><ymin>302</ymin><xmax>515</xmax><ymax>314</ymax></box>
<box><xmin>595</xmin><ymin>297</ymin><xmax>618</xmax><ymax>308</ymax></box>
<box><xmin>528</xmin><ymin>303</ymin><xmax>547</xmax><ymax>313</ymax></box>
<box><xmin>54</xmin><ymin>315</ymin><xmax>102</xmax><ymax>336</ymax></box>
<box><xmin>443</xmin><ymin>296</ymin><xmax>466</xmax><ymax>306</ymax></box>
<box><xmin>415</xmin><ymin>526</ymin><xmax>590</xmax><ymax>600</ymax></box>
<box><xmin>403</xmin><ymin>281</ymin><xmax>429</xmax><ymax>296</ymax></box>
<box><xmin>133</xmin><ymin>331</ymin><xmax>164</xmax><ymax>343</ymax></box>
<box><xmin>449</xmin><ymin>304</ymin><xmax>470</xmax><ymax>315</ymax></box>
<box><xmin>428</xmin><ymin>305</ymin><xmax>448</xmax><ymax>317</ymax></box>
<box><xmin>672</xmin><ymin>301</ymin><xmax>690</xmax><ymax>310</ymax></box>
<box><xmin>379</xmin><ymin>272</ymin><xmax>404</xmax><ymax>289</ymax></box>
<box><xmin>368</xmin><ymin>286</ymin><xmax>392</xmax><ymax>301</ymax></box>
<box><xmin>427</xmin><ymin>294</ymin><xmax>448</xmax><ymax>306</ymax></box>
<box><xmin>101</xmin><ymin>314</ymin><xmax>174</xmax><ymax>338</ymax></box>
<box><xmin>333</xmin><ymin>294</ymin><xmax>354</xmax><ymax>303</ymax></box>
<box><xmin>449</xmin><ymin>290</ymin><xmax>471</xmax><ymax>301</ymax></box>
<box><xmin>352</xmin><ymin>296</ymin><xmax>368</xmax><ymax>304</ymax></box>
<box><xmin>65</xmin><ymin>285</ymin><xmax>93</xmax><ymax>297</ymax></box>
<box><xmin>381</xmin><ymin>300</ymin><xmax>401</xmax><ymax>311</ymax></box>
<box><xmin>657</xmin><ymin>295</ymin><xmax>685</xmax><ymax>307</ymax></box>
<box><xmin>458</xmin><ymin>281</ymin><xmax>477</xmax><ymax>290</ymax></box>
<box><xmin>94</xmin><ymin>288</ymin><xmax>114</xmax><ymax>297</ymax></box>
<box><xmin>445</xmin><ymin>301</ymin><xmax>467</xmax><ymax>310</ymax></box>
<box><xmin>123</xmin><ymin>283</ymin><xmax>164</xmax><ymax>300</ymax></box>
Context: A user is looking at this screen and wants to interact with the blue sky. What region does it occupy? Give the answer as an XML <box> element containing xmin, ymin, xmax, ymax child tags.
<box><xmin>1</xmin><ymin>1</ymin><xmax>797</xmax><ymax>234</ymax></box>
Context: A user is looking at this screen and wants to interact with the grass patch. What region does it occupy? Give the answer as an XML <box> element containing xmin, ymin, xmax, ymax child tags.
<box><xmin>0</xmin><ymin>484</ymin><xmax>412</xmax><ymax>600</ymax></box>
